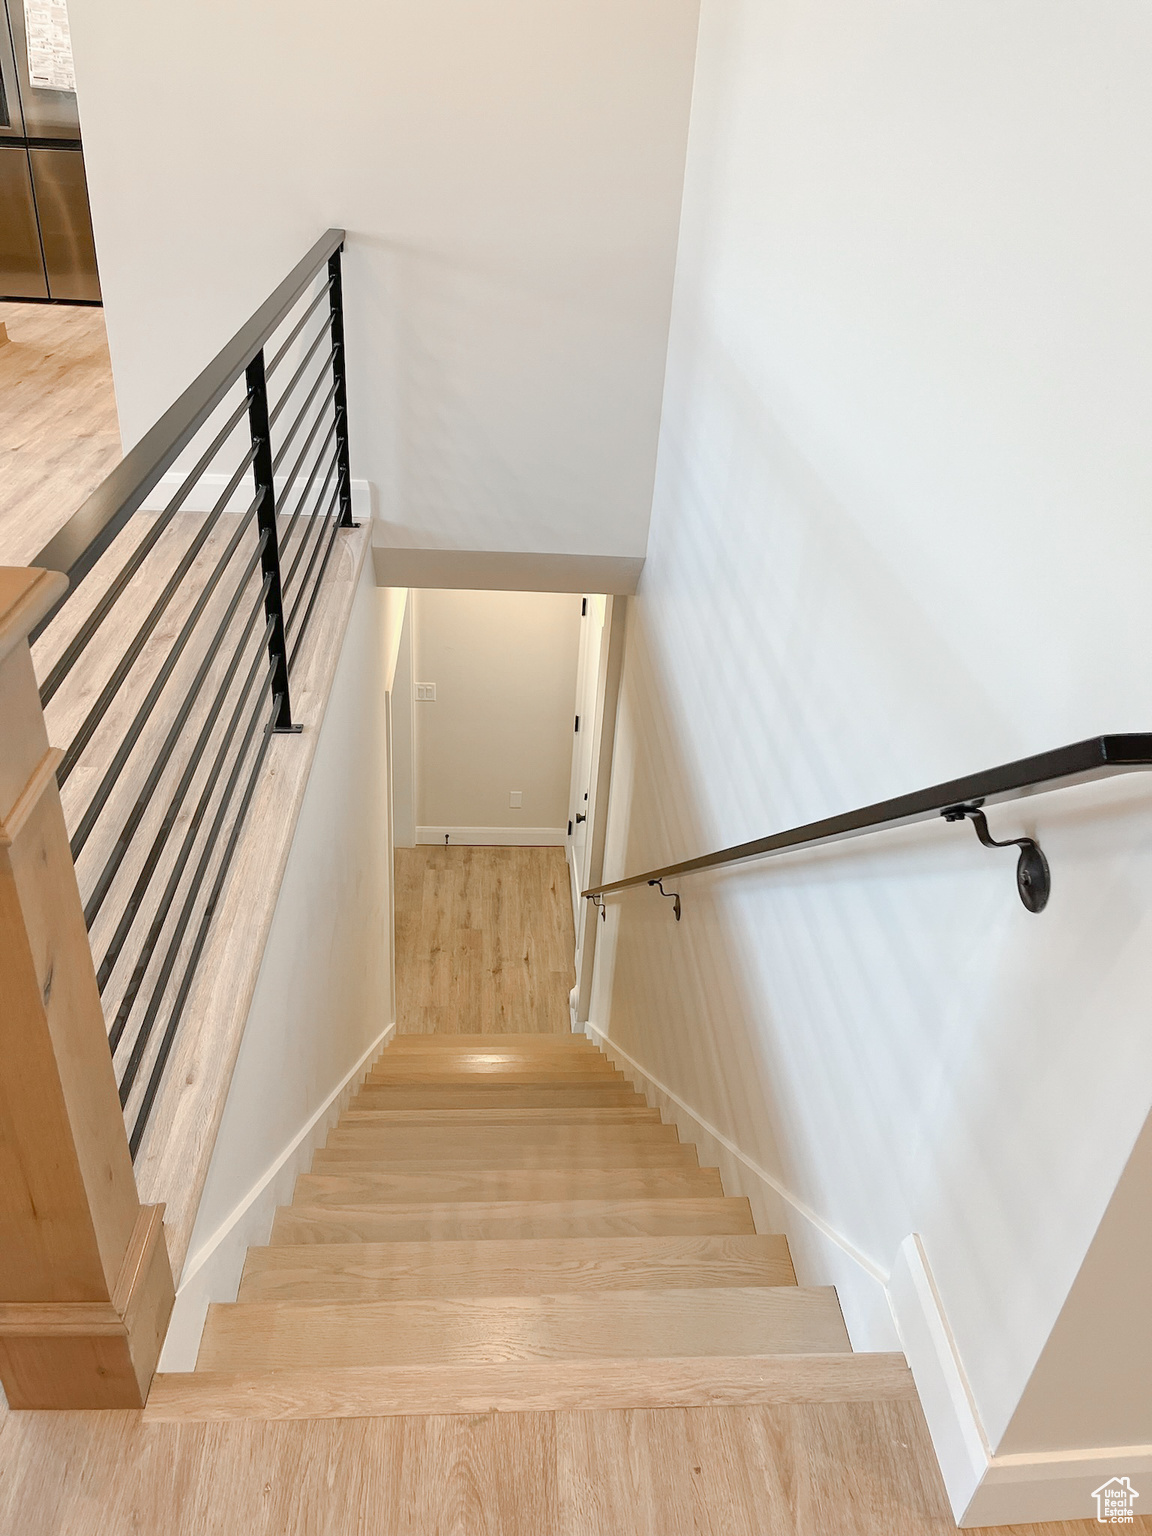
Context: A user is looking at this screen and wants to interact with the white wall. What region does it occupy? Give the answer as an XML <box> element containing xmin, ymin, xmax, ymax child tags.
<box><xmin>586</xmin><ymin>0</ymin><xmax>1152</xmax><ymax>1523</ymax></box>
<box><xmin>66</xmin><ymin>0</ymin><xmax>699</xmax><ymax>567</ymax></box>
<box><xmin>998</xmin><ymin>1104</ymin><xmax>1152</xmax><ymax>1455</ymax></box>
<box><xmin>160</xmin><ymin>559</ymin><xmax>398</xmax><ymax>1369</ymax></box>
<box><xmin>414</xmin><ymin>588</ymin><xmax>580</xmax><ymax>840</ymax></box>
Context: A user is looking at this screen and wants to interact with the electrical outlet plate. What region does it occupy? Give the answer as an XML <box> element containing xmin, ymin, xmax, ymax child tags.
<box><xmin>509</xmin><ymin>790</ymin><xmax>523</xmax><ymax>808</ymax></box>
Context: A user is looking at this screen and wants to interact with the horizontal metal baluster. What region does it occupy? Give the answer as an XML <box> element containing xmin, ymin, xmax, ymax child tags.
<box><xmin>270</xmin><ymin>372</ymin><xmax>338</xmax><ymax>475</ymax></box>
<box><xmin>280</xmin><ymin>455</ymin><xmax>340</xmax><ymax>603</ymax></box>
<box><xmin>271</xmin><ymin>412</ymin><xmax>339</xmax><ymax>564</ymax></box>
<box><xmin>128</xmin><ymin>693</ymin><xmax>282</xmax><ymax>1158</ymax></box>
<box><xmin>38</xmin><ymin>398</ymin><xmax>254</xmax><ymax>706</ymax></box>
<box><xmin>111</xmin><ymin>666</ymin><xmax>274</xmax><ymax>1072</ymax></box>
<box><xmin>56</xmin><ymin>462</ymin><xmax>264</xmax><ymax>790</ymax></box>
<box><xmin>283</xmin><ymin>478</ymin><xmax>342</xmax><ymax>646</ymax></box>
<box><xmin>100</xmin><ymin>618</ymin><xmax>274</xmax><ymax>1018</ymax></box>
<box><xmin>278</xmin><ymin>423</ymin><xmax>340</xmax><ymax>574</ymax></box>
<box><xmin>82</xmin><ymin>559</ymin><xmax>271</xmax><ymax>930</ymax></box>
<box><xmin>265</xmin><ymin>278</ymin><xmax>334</xmax><ymax>379</ymax></box>
<box><xmin>287</xmin><ymin>484</ymin><xmax>345</xmax><ymax>668</ymax></box>
<box><xmin>267</xmin><ymin>314</ymin><xmax>335</xmax><ymax>428</ymax></box>
<box><xmin>70</xmin><ymin>512</ymin><xmax>267</xmax><ymax>862</ymax></box>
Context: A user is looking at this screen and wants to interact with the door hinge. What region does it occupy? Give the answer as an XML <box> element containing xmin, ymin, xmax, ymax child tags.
<box><xmin>574</xmin><ymin>714</ymin><xmax>580</xmax><ymax>733</ymax></box>
<box><xmin>581</xmin><ymin>598</ymin><xmax>587</xmax><ymax>616</ymax></box>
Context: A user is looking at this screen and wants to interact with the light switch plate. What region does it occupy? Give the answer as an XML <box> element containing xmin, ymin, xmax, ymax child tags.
<box><xmin>415</xmin><ymin>682</ymin><xmax>436</xmax><ymax>701</ymax></box>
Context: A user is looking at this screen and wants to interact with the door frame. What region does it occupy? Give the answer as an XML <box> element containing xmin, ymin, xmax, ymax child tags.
<box><xmin>568</xmin><ymin>594</ymin><xmax>627</xmax><ymax>1025</ymax></box>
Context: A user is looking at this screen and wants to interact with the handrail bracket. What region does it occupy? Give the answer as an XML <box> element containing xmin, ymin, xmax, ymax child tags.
<box><xmin>942</xmin><ymin>802</ymin><xmax>1050</xmax><ymax>913</ymax></box>
<box><xmin>648</xmin><ymin>877</ymin><xmax>682</xmax><ymax>921</ymax></box>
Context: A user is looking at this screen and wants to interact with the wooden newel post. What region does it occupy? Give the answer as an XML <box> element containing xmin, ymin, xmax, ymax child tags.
<box><xmin>0</xmin><ymin>568</ymin><xmax>175</xmax><ymax>1408</ymax></box>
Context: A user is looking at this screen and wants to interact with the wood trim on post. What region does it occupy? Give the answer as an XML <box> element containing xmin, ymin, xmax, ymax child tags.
<box><xmin>0</xmin><ymin>567</ymin><xmax>175</xmax><ymax>1409</ymax></box>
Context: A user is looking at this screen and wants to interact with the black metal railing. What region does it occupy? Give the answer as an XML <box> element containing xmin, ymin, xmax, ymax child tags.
<box><xmin>584</xmin><ymin>734</ymin><xmax>1152</xmax><ymax>918</ymax></box>
<box><xmin>29</xmin><ymin>228</ymin><xmax>355</xmax><ymax>1158</ymax></box>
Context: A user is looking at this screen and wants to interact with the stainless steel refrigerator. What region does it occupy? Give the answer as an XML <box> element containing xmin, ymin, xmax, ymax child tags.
<box><xmin>0</xmin><ymin>0</ymin><xmax>99</xmax><ymax>302</ymax></box>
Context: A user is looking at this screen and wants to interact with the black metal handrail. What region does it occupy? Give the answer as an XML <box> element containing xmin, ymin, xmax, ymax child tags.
<box><xmin>584</xmin><ymin>734</ymin><xmax>1152</xmax><ymax>917</ymax></box>
<box><xmin>29</xmin><ymin>227</ymin><xmax>356</xmax><ymax>1158</ymax></box>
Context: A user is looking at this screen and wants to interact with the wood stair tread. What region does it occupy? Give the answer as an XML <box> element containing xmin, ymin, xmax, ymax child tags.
<box><xmin>196</xmin><ymin>1286</ymin><xmax>851</xmax><ymax>1371</ymax></box>
<box><xmin>325</xmin><ymin>1121</ymin><xmax>679</xmax><ymax>1147</ymax></box>
<box><xmin>292</xmin><ymin>1166</ymin><xmax>724</xmax><ymax>1205</ymax></box>
<box><xmin>150</xmin><ymin>1352</ymin><xmax>915</xmax><ymax>1420</ymax></box>
<box><xmin>386</xmin><ymin>1035</ymin><xmax>605</xmax><ymax>1050</ymax></box>
<box><xmin>181</xmin><ymin>1035</ymin><xmax>888</xmax><ymax>1425</ymax></box>
<box><xmin>238</xmin><ymin>1233</ymin><xmax>797</xmax><ymax>1301</ymax></box>
<box><xmin>363</xmin><ymin>1068</ymin><xmax>626</xmax><ymax>1086</ymax></box>
<box><xmin>340</xmin><ymin>1106</ymin><xmax>662</xmax><ymax>1125</ymax></box>
<box><xmin>352</xmin><ymin>1086</ymin><xmax>648</xmax><ymax>1108</ymax></box>
<box><xmin>270</xmin><ymin>1196</ymin><xmax>758</xmax><ymax>1244</ymax></box>
<box><xmin>310</xmin><ymin>1146</ymin><xmax>699</xmax><ymax>1171</ymax></box>
<box><xmin>366</xmin><ymin>1058</ymin><xmax>620</xmax><ymax>1073</ymax></box>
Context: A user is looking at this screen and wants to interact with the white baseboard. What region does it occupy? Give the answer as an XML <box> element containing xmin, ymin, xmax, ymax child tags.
<box><xmin>583</xmin><ymin>1020</ymin><xmax>899</xmax><ymax>1353</ymax></box>
<box><xmin>891</xmin><ymin>1232</ymin><xmax>1152</xmax><ymax>1527</ymax></box>
<box><xmin>158</xmin><ymin>1020</ymin><xmax>394</xmax><ymax>1371</ymax></box>
<box><xmin>142</xmin><ymin>472</ymin><xmax>372</xmax><ymax>521</ymax></box>
<box><xmin>962</xmin><ymin>1444</ymin><xmax>1152</xmax><ymax>1526</ymax></box>
<box><xmin>417</xmin><ymin>826</ymin><xmax>567</xmax><ymax>847</ymax></box>
<box><xmin>889</xmin><ymin>1234</ymin><xmax>989</xmax><ymax>1518</ymax></box>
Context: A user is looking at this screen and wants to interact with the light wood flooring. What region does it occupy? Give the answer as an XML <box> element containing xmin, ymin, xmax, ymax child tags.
<box><xmin>8</xmin><ymin>1402</ymin><xmax>1147</xmax><ymax>1536</ymax></box>
<box><xmin>0</xmin><ymin>300</ymin><xmax>121</xmax><ymax>566</ymax></box>
<box><xmin>394</xmin><ymin>845</ymin><xmax>576</xmax><ymax>1034</ymax></box>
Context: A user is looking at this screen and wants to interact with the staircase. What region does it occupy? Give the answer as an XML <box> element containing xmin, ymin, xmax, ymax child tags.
<box><xmin>152</xmin><ymin>1034</ymin><xmax>912</xmax><ymax>1417</ymax></box>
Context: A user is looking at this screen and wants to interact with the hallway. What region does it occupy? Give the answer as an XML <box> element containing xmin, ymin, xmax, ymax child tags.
<box><xmin>395</xmin><ymin>846</ymin><xmax>575</xmax><ymax>1035</ymax></box>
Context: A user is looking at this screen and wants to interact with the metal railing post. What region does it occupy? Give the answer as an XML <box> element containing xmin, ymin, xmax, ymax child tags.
<box><xmin>327</xmin><ymin>247</ymin><xmax>355</xmax><ymax>528</ymax></box>
<box><xmin>244</xmin><ymin>347</ymin><xmax>297</xmax><ymax>731</ymax></box>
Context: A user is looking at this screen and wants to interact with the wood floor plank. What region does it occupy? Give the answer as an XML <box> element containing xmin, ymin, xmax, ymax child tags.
<box><xmin>292</xmin><ymin>1167</ymin><xmax>725</xmax><ymax>1206</ymax></box>
<box><xmin>196</xmin><ymin>1287</ymin><xmax>852</xmax><ymax>1371</ymax></box>
<box><xmin>147</xmin><ymin>1352</ymin><xmax>914</xmax><ymax>1421</ymax></box>
<box><xmin>270</xmin><ymin>1197</ymin><xmax>758</xmax><ymax>1244</ymax></box>
<box><xmin>237</xmin><ymin>1234</ymin><xmax>796</xmax><ymax>1302</ymax></box>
